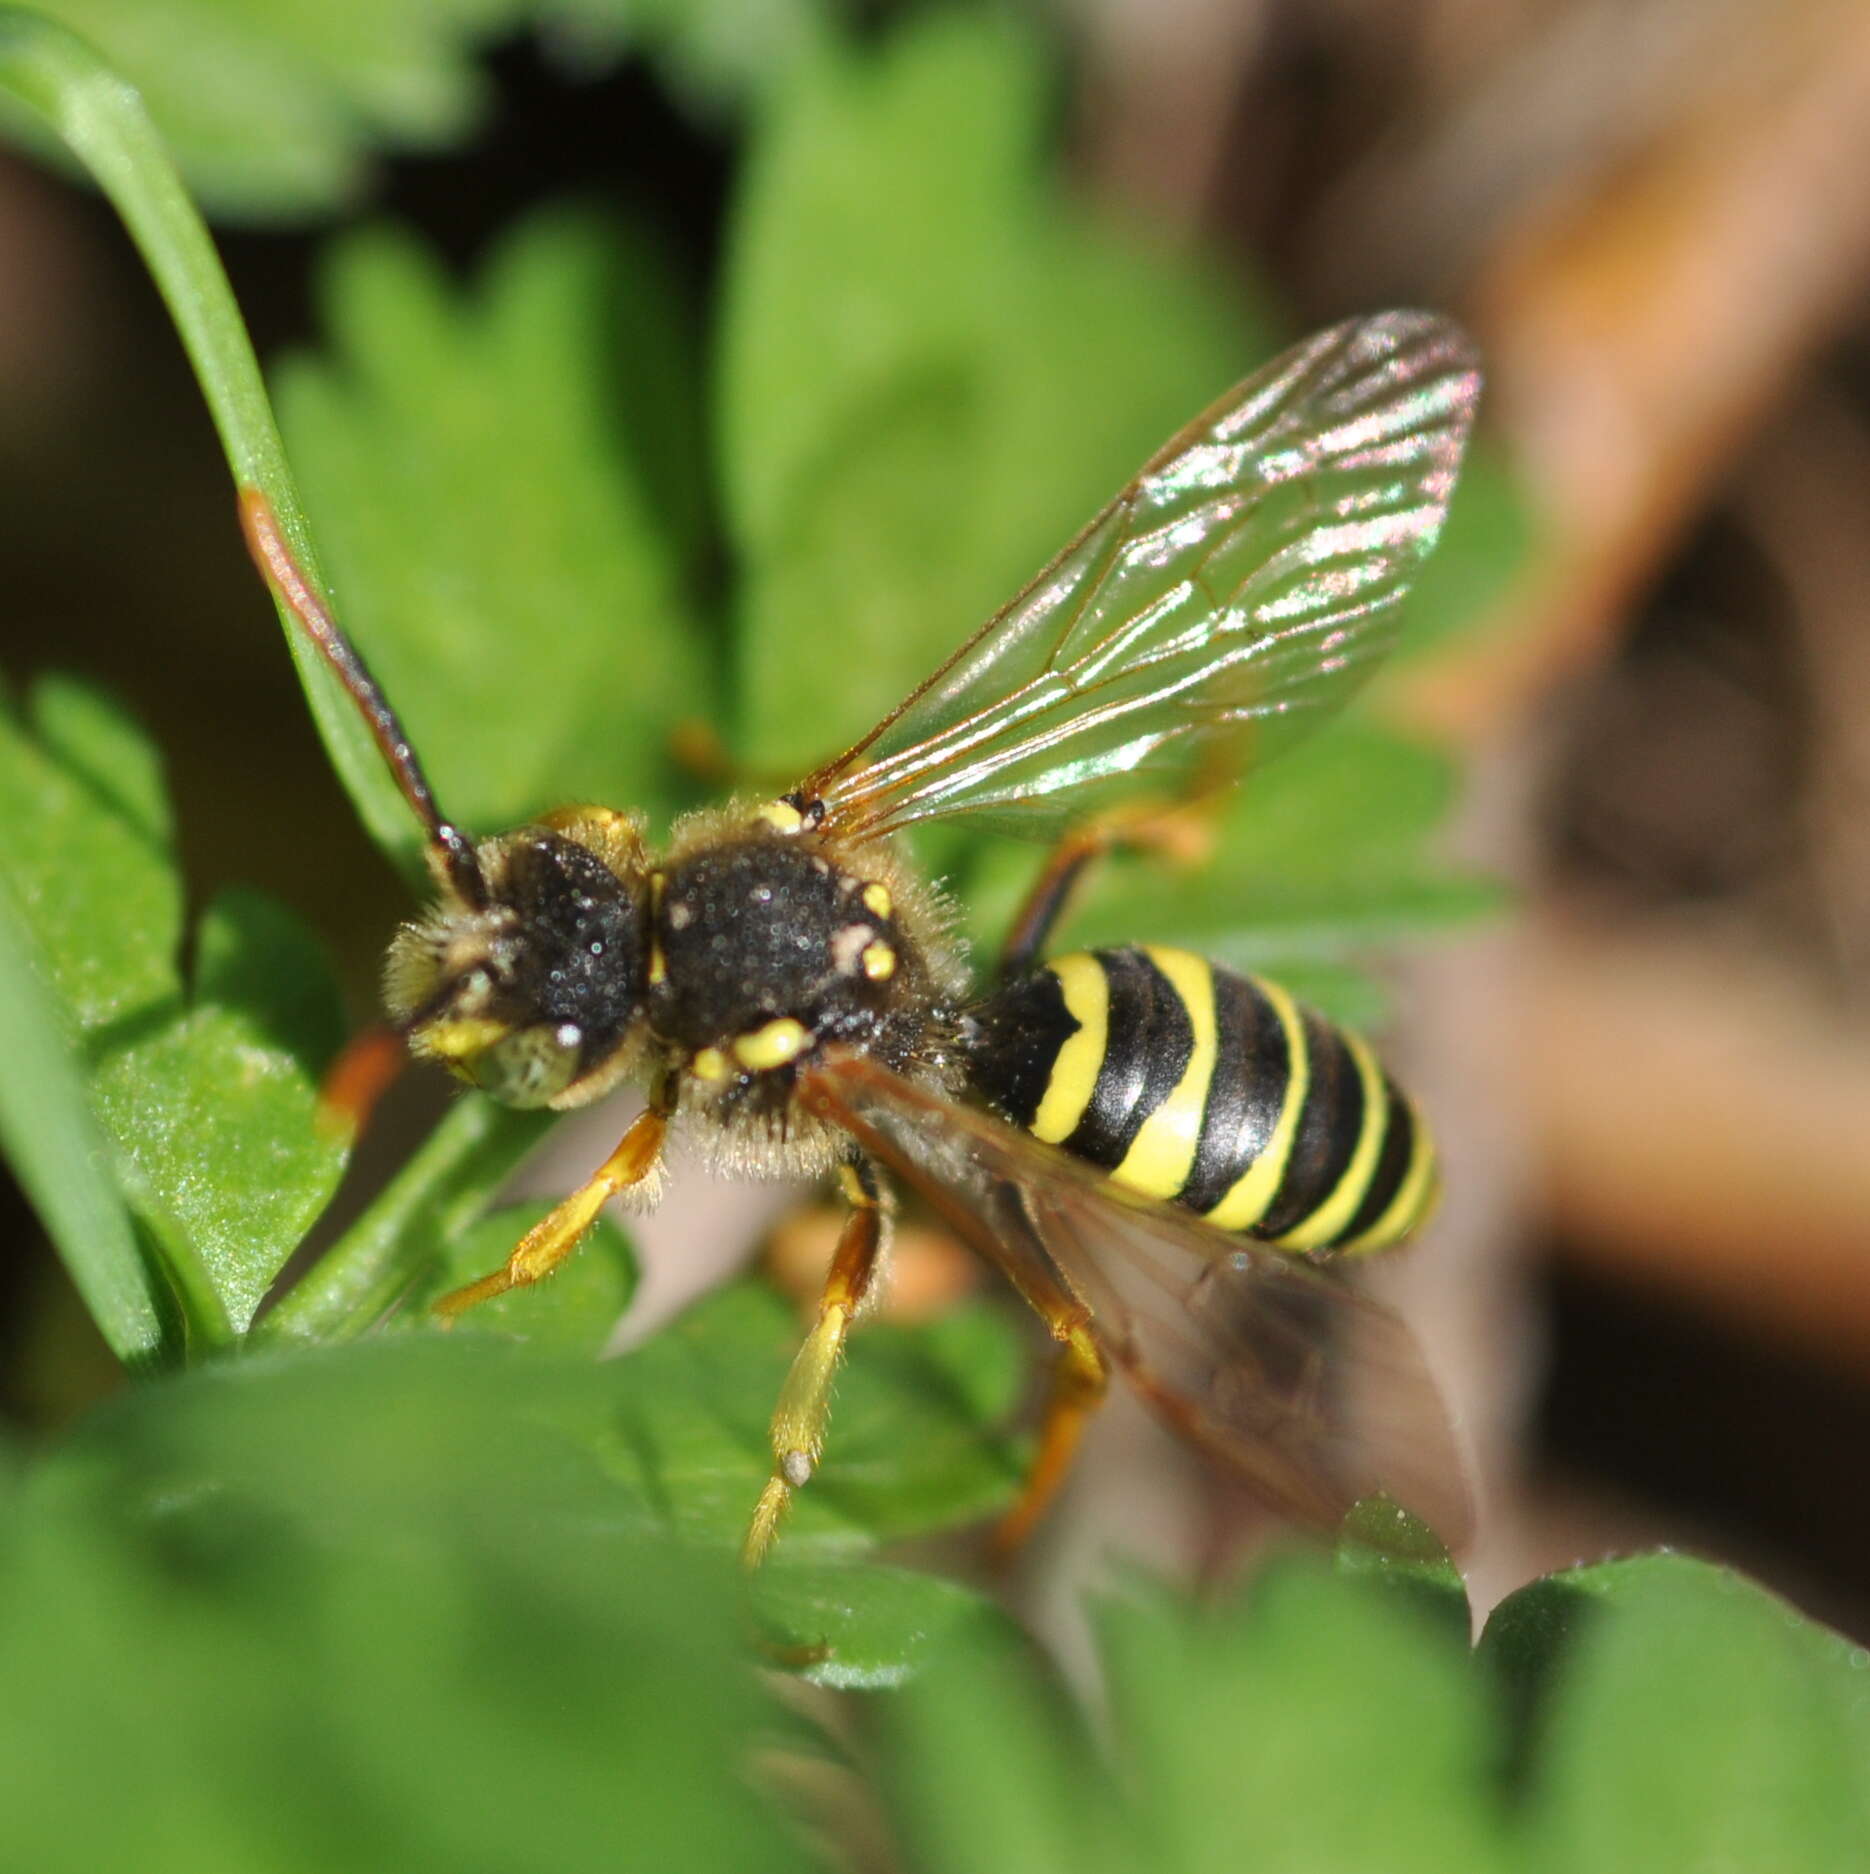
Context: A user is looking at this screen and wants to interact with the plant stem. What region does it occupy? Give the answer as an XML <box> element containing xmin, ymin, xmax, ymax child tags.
<box><xmin>0</xmin><ymin>7</ymin><xmax>416</xmax><ymax>870</ymax></box>
<box><xmin>257</xmin><ymin>1097</ymin><xmax>552</xmax><ymax>1346</ymax></box>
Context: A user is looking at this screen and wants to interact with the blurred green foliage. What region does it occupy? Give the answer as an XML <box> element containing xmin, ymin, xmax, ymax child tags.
<box><xmin>0</xmin><ymin>0</ymin><xmax>828</xmax><ymax>219</ymax></box>
<box><xmin>275</xmin><ymin>211</ymin><xmax>710</xmax><ymax>849</ymax></box>
<box><xmin>883</xmin><ymin>1526</ymin><xmax>1870</xmax><ymax>1874</ymax></box>
<box><xmin>2</xmin><ymin>8</ymin><xmax>1861</xmax><ymax>1873</ymax></box>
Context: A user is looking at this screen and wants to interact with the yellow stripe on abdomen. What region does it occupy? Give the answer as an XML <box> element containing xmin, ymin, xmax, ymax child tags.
<box><xmin>1271</xmin><ymin>1027</ymin><xmax>1388</xmax><ymax>1251</ymax></box>
<box><xmin>1203</xmin><ymin>976</ymin><xmax>1309</xmax><ymax>1232</ymax></box>
<box><xmin>1339</xmin><ymin>1105</ymin><xmax>1440</xmax><ymax>1254</ymax></box>
<box><xmin>1109</xmin><ymin>947</ymin><xmax>1217</xmax><ymax>1202</ymax></box>
<box><xmin>1030</xmin><ymin>953</ymin><xmax>1109</xmax><ymax>1145</ymax></box>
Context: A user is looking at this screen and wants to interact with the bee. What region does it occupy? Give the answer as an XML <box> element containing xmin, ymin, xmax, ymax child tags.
<box><xmin>243</xmin><ymin>311</ymin><xmax>1480</xmax><ymax>1563</ymax></box>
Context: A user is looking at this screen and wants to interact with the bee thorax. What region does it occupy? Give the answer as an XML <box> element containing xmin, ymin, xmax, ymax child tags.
<box><xmin>647</xmin><ymin>833</ymin><xmax>938</xmax><ymax>1080</ymax></box>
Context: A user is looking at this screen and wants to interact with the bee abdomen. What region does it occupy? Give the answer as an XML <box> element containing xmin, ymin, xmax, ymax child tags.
<box><xmin>965</xmin><ymin>946</ymin><xmax>1436</xmax><ymax>1255</ymax></box>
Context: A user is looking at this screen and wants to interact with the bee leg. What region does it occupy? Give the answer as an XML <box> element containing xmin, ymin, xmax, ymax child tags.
<box><xmin>990</xmin><ymin>1319</ymin><xmax>1108</xmax><ymax>1561</ymax></box>
<box><xmin>315</xmin><ymin>1024</ymin><xmax>406</xmax><ymax>1143</ymax></box>
<box><xmin>743</xmin><ymin>1158</ymin><xmax>888</xmax><ymax>1569</ymax></box>
<box><xmin>998</xmin><ymin>801</ymin><xmax>1218</xmax><ymax>981</ymax></box>
<box><xmin>431</xmin><ymin>1091</ymin><xmax>672</xmax><ymax>1322</ymax></box>
<box><xmin>997</xmin><ymin>829</ymin><xmax>1107</xmax><ymax>982</ymax></box>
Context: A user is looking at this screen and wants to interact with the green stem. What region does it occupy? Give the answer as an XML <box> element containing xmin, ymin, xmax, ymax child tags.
<box><xmin>257</xmin><ymin>1097</ymin><xmax>551</xmax><ymax>1346</ymax></box>
<box><xmin>0</xmin><ymin>7</ymin><xmax>414</xmax><ymax>869</ymax></box>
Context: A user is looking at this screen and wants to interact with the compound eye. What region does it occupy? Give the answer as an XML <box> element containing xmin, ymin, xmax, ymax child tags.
<box><xmin>478</xmin><ymin>1021</ymin><xmax>583</xmax><ymax>1108</ymax></box>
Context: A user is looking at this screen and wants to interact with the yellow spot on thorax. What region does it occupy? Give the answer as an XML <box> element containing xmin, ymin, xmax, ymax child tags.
<box><xmin>733</xmin><ymin>1017</ymin><xmax>810</xmax><ymax>1071</ymax></box>
<box><xmin>860</xmin><ymin>881</ymin><xmax>892</xmax><ymax>919</ymax></box>
<box><xmin>691</xmin><ymin>1046</ymin><xmax>731</xmax><ymax>1084</ymax></box>
<box><xmin>1205</xmin><ymin>978</ymin><xmax>1310</xmax><ymax>1232</ymax></box>
<box><xmin>1110</xmin><ymin>948</ymin><xmax>1217</xmax><ymax>1203</ymax></box>
<box><xmin>647</xmin><ymin>871</ymin><xmax>668</xmax><ymax>986</ymax></box>
<box><xmin>861</xmin><ymin>941</ymin><xmax>896</xmax><ymax>981</ymax></box>
<box><xmin>757</xmin><ymin>799</ymin><xmax>805</xmax><ymax>833</ymax></box>
<box><xmin>1031</xmin><ymin>954</ymin><xmax>1109</xmax><ymax>1145</ymax></box>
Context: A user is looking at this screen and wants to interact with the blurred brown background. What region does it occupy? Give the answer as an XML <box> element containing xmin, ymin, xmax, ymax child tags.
<box><xmin>3</xmin><ymin>0</ymin><xmax>1870</xmax><ymax>1635</ymax></box>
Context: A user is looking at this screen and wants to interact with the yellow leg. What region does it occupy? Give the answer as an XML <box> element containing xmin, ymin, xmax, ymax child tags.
<box><xmin>990</xmin><ymin>1322</ymin><xmax>1109</xmax><ymax>1560</ymax></box>
<box><xmin>742</xmin><ymin>1161</ymin><xmax>887</xmax><ymax>1569</ymax></box>
<box><xmin>999</xmin><ymin>797</ymin><xmax>1220</xmax><ymax>980</ymax></box>
<box><xmin>433</xmin><ymin>1101</ymin><xmax>669</xmax><ymax>1322</ymax></box>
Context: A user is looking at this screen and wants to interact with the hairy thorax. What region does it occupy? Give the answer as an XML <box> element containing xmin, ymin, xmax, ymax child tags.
<box><xmin>644</xmin><ymin>816</ymin><xmax>965</xmax><ymax>1169</ymax></box>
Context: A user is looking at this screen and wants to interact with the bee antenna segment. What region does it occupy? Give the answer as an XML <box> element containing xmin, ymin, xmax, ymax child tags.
<box><xmin>238</xmin><ymin>489</ymin><xmax>487</xmax><ymax>909</ymax></box>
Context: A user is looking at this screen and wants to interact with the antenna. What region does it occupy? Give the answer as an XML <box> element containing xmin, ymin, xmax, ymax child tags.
<box><xmin>239</xmin><ymin>490</ymin><xmax>486</xmax><ymax>908</ymax></box>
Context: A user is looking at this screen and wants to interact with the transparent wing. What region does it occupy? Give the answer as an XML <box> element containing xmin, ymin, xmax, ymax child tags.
<box><xmin>798</xmin><ymin>1049</ymin><xmax>1472</xmax><ymax>1549</ymax></box>
<box><xmin>797</xmin><ymin>312</ymin><xmax>1479</xmax><ymax>843</ymax></box>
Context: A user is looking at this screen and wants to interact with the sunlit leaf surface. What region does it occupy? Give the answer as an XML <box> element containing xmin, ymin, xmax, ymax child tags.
<box><xmin>0</xmin><ymin>678</ymin><xmax>344</xmax><ymax>1335</ymax></box>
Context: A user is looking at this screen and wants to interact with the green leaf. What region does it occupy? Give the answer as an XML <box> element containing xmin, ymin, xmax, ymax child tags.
<box><xmin>259</xmin><ymin>1094</ymin><xmax>552</xmax><ymax>1347</ymax></box>
<box><xmin>387</xmin><ymin>1201</ymin><xmax>638</xmax><ymax>1352</ymax></box>
<box><xmin>721</xmin><ymin>11</ymin><xmax>1257</xmax><ymax>778</ymax></box>
<box><xmin>719</xmin><ymin>13</ymin><xmax>1050</xmax><ymax>558</ymax></box>
<box><xmin>0</xmin><ymin>0</ymin><xmax>514</xmax><ymax>219</ymax></box>
<box><xmin>279</xmin><ymin>1252</ymin><xmax>1021</xmax><ymax>1560</ymax></box>
<box><xmin>598</xmin><ymin>1280</ymin><xmax>1025</xmax><ymax>1556</ymax></box>
<box><xmin>88</xmin><ymin>889</ymin><xmax>345</xmax><ymax>1334</ymax></box>
<box><xmin>0</xmin><ymin>1337</ymin><xmax>818</xmax><ymax>1874</ymax></box>
<box><xmin>887</xmin><ymin>1561</ymin><xmax>1509</xmax><ymax>1874</ymax></box>
<box><xmin>0</xmin><ymin>867</ymin><xmax>162</xmax><ymax>1368</ymax></box>
<box><xmin>29</xmin><ymin>668</ymin><xmax>170</xmax><ymax>844</ymax></box>
<box><xmin>275</xmin><ymin>209</ymin><xmax>709</xmax><ymax>851</ymax></box>
<box><xmin>0</xmin><ymin>675</ymin><xmax>180</xmax><ymax>1034</ymax></box>
<box><xmin>1482</xmin><ymin>1554</ymin><xmax>1870</xmax><ymax>1871</ymax></box>
<box><xmin>753</xmin><ymin>1560</ymin><xmax>1016</xmax><ymax>1690</ymax></box>
<box><xmin>1335</xmin><ymin>1494</ymin><xmax>1473</xmax><ymax>1649</ymax></box>
<box><xmin>0</xmin><ymin>679</ymin><xmax>346</xmax><ymax>1345</ymax></box>
<box><xmin>1096</xmin><ymin>1565</ymin><xmax>1508</xmax><ymax>1874</ymax></box>
<box><xmin>0</xmin><ymin>1</ymin><xmax>824</xmax><ymax>221</ymax></box>
<box><xmin>885</xmin><ymin>1619</ymin><xmax>1125</xmax><ymax>1874</ymax></box>
<box><xmin>612</xmin><ymin>0</ymin><xmax>831</xmax><ymax>116</ymax></box>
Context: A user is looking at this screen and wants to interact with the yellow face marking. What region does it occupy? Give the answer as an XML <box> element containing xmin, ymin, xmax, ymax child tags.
<box><xmin>732</xmin><ymin>1017</ymin><xmax>811</xmax><ymax>1072</ymax></box>
<box><xmin>757</xmin><ymin>799</ymin><xmax>805</xmax><ymax>833</ymax></box>
<box><xmin>1204</xmin><ymin>978</ymin><xmax>1310</xmax><ymax>1232</ymax></box>
<box><xmin>647</xmin><ymin>871</ymin><xmax>668</xmax><ymax>986</ymax></box>
<box><xmin>1110</xmin><ymin>948</ymin><xmax>1217</xmax><ymax>1202</ymax></box>
<box><xmin>861</xmin><ymin>940</ymin><xmax>897</xmax><ymax>981</ymax></box>
<box><xmin>1030</xmin><ymin>953</ymin><xmax>1109</xmax><ymax>1145</ymax></box>
<box><xmin>415</xmin><ymin>1015</ymin><xmax>509</xmax><ymax>1064</ymax></box>
<box><xmin>1340</xmin><ymin>1107</ymin><xmax>1440</xmax><ymax>1254</ymax></box>
<box><xmin>860</xmin><ymin>881</ymin><xmax>892</xmax><ymax>919</ymax></box>
<box><xmin>691</xmin><ymin>1046</ymin><xmax>731</xmax><ymax>1084</ymax></box>
<box><xmin>1272</xmin><ymin>1027</ymin><xmax>1390</xmax><ymax>1251</ymax></box>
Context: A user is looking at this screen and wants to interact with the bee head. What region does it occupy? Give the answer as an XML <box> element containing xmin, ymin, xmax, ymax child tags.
<box><xmin>386</xmin><ymin>817</ymin><xmax>649</xmax><ymax>1110</ymax></box>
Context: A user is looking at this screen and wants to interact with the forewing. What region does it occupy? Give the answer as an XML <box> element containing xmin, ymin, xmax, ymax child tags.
<box><xmin>798</xmin><ymin>1050</ymin><xmax>1472</xmax><ymax>1549</ymax></box>
<box><xmin>802</xmin><ymin>312</ymin><xmax>1479</xmax><ymax>842</ymax></box>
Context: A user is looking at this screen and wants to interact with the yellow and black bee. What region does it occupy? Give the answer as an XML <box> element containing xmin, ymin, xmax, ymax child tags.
<box><xmin>243</xmin><ymin>310</ymin><xmax>1480</xmax><ymax>1563</ymax></box>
